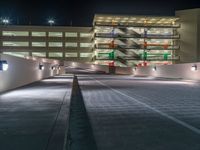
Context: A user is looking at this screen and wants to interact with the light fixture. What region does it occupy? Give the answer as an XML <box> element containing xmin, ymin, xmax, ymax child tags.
<box><xmin>152</xmin><ymin>66</ymin><xmax>157</xmax><ymax>71</ymax></box>
<box><xmin>191</xmin><ymin>65</ymin><xmax>197</xmax><ymax>71</ymax></box>
<box><xmin>39</xmin><ymin>64</ymin><xmax>44</xmax><ymax>70</ymax></box>
<box><xmin>51</xmin><ymin>66</ymin><xmax>56</xmax><ymax>70</ymax></box>
<box><xmin>132</xmin><ymin>67</ymin><xmax>137</xmax><ymax>72</ymax></box>
<box><xmin>1</xmin><ymin>18</ymin><xmax>10</xmax><ymax>25</ymax></box>
<box><xmin>0</xmin><ymin>60</ymin><xmax>9</xmax><ymax>71</ymax></box>
<box><xmin>91</xmin><ymin>64</ymin><xmax>95</xmax><ymax>68</ymax></box>
<box><xmin>72</xmin><ymin>62</ymin><xmax>75</xmax><ymax>67</ymax></box>
<box><xmin>57</xmin><ymin>66</ymin><xmax>61</xmax><ymax>70</ymax></box>
<box><xmin>32</xmin><ymin>57</ymin><xmax>36</xmax><ymax>61</ymax></box>
<box><xmin>48</xmin><ymin>19</ymin><xmax>55</xmax><ymax>26</ymax></box>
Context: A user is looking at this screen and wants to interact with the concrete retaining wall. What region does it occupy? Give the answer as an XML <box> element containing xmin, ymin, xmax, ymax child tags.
<box><xmin>115</xmin><ymin>66</ymin><xmax>133</xmax><ymax>75</ymax></box>
<box><xmin>64</xmin><ymin>61</ymin><xmax>109</xmax><ymax>73</ymax></box>
<box><xmin>0</xmin><ymin>54</ymin><xmax>61</xmax><ymax>93</ymax></box>
<box><xmin>134</xmin><ymin>62</ymin><xmax>200</xmax><ymax>80</ymax></box>
<box><xmin>64</xmin><ymin>61</ymin><xmax>134</xmax><ymax>75</ymax></box>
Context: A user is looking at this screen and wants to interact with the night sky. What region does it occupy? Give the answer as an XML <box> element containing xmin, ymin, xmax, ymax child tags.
<box><xmin>0</xmin><ymin>0</ymin><xmax>200</xmax><ymax>26</ymax></box>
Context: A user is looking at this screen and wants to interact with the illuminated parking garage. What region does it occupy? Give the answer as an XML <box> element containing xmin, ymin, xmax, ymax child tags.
<box><xmin>0</xmin><ymin>8</ymin><xmax>200</xmax><ymax>150</ymax></box>
<box><xmin>93</xmin><ymin>14</ymin><xmax>180</xmax><ymax>67</ymax></box>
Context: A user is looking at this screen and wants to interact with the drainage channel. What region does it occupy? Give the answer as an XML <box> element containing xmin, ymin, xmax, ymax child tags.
<box><xmin>65</xmin><ymin>75</ymin><xmax>97</xmax><ymax>150</ymax></box>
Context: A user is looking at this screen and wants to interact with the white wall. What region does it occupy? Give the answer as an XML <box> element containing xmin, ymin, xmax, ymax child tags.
<box><xmin>0</xmin><ymin>54</ymin><xmax>60</xmax><ymax>93</ymax></box>
<box><xmin>64</xmin><ymin>61</ymin><xmax>109</xmax><ymax>73</ymax></box>
<box><xmin>115</xmin><ymin>66</ymin><xmax>133</xmax><ymax>75</ymax></box>
<box><xmin>64</xmin><ymin>61</ymin><xmax>133</xmax><ymax>75</ymax></box>
<box><xmin>134</xmin><ymin>62</ymin><xmax>200</xmax><ymax>80</ymax></box>
<box><xmin>176</xmin><ymin>8</ymin><xmax>200</xmax><ymax>63</ymax></box>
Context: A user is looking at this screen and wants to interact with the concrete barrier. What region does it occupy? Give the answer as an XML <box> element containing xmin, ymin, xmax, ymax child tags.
<box><xmin>115</xmin><ymin>66</ymin><xmax>133</xmax><ymax>75</ymax></box>
<box><xmin>0</xmin><ymin>54</ymin><xmax>62</xmax><ymax>93</ymax></box>
<box><xmin>64</xmin><ymin>61</ymin><xmax>133</xmax><ymax>75</ymax></box>
<box><xmin>134</xmin><ymin>62</ymin><xmax>200</xmax><ymax>80</ymax></box>
<box><xmin>64</xmin><ymin>61</ymin><xmax>109</xmax><ymax>73</ymax></box>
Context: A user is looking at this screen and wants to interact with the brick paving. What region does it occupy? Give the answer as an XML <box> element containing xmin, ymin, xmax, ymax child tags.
<box><xmin>78</xmin><ymin>75</ymin><xmax>200</xmax><ymax>150</ymax></box>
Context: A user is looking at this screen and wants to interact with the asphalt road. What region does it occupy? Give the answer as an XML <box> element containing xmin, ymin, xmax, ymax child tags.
<box><xmin>78</xmin><ymin>75</ymin><xmax>200</xmax><ymax>150</ymax></box>
<box><xmin>0</xmin><ymin>75</ymin><xmax>73</xmax><ymax>150</ymax></box>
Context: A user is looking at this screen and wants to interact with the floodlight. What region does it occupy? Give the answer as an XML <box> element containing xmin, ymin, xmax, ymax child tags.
<box><xmin>2</xmin><ymin>18</ymin><xmax>10</xmax><ymax>25</ymax></box>
<box><xmin>48</xmin><ymin>19</ymin><xmax>55</xmax><ymax>26</ymax></box>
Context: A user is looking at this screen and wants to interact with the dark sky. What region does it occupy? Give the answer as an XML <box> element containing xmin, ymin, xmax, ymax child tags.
<box><xmin>0</xmin><ymin>0</ymin><xmax>200</xmax><ymax>26</ymax></box>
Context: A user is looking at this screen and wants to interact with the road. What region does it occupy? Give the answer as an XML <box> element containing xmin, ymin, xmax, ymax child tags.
<box><xmin>78</xmin><ymin>74</ymin><xmax>200</xmax><ymax>150</ymax></box>
<box><xmin>1</xmin><ymin>73</ymin><xmax>200</xmax><ymax>150</ymax></box>
<box><xmin>0</xmin><ymin>75</ymin><xmax>73</xmax><ymax>150</ymax></box>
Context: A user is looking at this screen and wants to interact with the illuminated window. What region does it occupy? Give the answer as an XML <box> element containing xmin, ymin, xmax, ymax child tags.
<box><xmin>49</xmin><ymin>42</ymin><xmax>63</xmax><ymax>47</ymax></box>
<box><xmin>3</xmin><ymin>41</ymin><xmax>29</xmax><ymax>47</ymax></box>
<box><xmin>49</xmin><ymin>52</ymin><xmax>63</xmax><ymax>57</ymax></box>
<box><xmin>65</xmin><ymin>32</ymin><xmax>77</xmax><ymax>37</ymax></box>
<box><xmin>65</xmin><ymin>42</ymin><xmax>77</xmax><ymax>47</ymax></box>
<box><xmin>65</xmin><ymin>53</ymin><xmax>78</xmax><ymax>57</ymax></box>
<box><xmin>32</xmin><ymin>32</ymin><xmax>46</xmax><ymax>37</ymax></box>
<box><xmin>3</xmin><ymin>52</ymin><xmax>29</xmax><ymax>58</ymax></box>
<box><xmin>80</xmin><ymin>33</ymin><xmax>92</xmax><ymax>38</ymax></box>
<box><xmin>49</xmin><ymin>32</ymin><xmax>63</xmax><ymax>37</ymax></box>
<box><xmin>80</xmin><ymin>53</ymin><xmax>93</xmax><ymax>57</ymax></box>
<box><xmin>32</xmin><ymin>42</ymin><xmax>46</xmax><ymax>47</ymax></box>
<box><xmin>80</xmin><ymin>43</ymin><xmax>93</xmax><ymax>47</ymax></box>
<box><xmin>32</xmin><ymin>52</ymin><xmax>46</xmax><ymax>57</ymax></box>
<box><xmin>2</xmin><ymin>31</ymin><xmax>29</xmax><ymax>36</ymax></box>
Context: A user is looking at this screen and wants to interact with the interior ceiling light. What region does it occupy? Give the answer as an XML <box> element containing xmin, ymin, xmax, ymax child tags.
<box><xmin>0</xmin><ymin>60</ymin><xmax>9</xmax><ymax>71</ymax></box>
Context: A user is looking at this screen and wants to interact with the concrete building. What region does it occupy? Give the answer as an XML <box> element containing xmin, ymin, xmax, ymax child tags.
<box><xmin>176</xmin><ymin>8</ymin><xmax>200</xmax><ymax>63</ymax></box>
<box><xmin>0</xmin><ymin>8</ymin><xmax>200</xmax><ymax>67</ymax></box>
<box><xmin>0</xmin><ymin>26</ymin><xmax>93</xmax><ymax>62</ymax></box>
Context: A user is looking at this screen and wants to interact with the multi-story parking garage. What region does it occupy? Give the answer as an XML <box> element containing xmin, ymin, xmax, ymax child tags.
<box><xmin>0</xmin><ymin>26</ymin><xmax>93</xmax><ymax>62</ymax></box>
<box><xmin>93</xmin><ymin>14</ymin><xmax>180</xmax><ymax>67</ymax></box>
